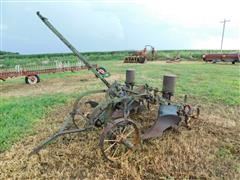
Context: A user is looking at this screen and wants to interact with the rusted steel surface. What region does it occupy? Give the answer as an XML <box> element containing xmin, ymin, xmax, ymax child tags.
<box><xmin>124</xmin><ymin>56</ymin><xmax>146</xmax><ymax>63</ymax></box>
<box><xmin>30</xmin><ymin>12</ymin><xmax>200</xmax><ymax>163</ymax></box>
<box><xmin>142</xmin><ymin>105</ymin><xmax>180</xmax><ymax>139</ymax></box>
<box><xmin>162</xmin><ymin>75</ymin><xmax>176</xmax><ymax>94</ymax></box>
<box><xmin>161</xmin><ymin>75</ymin><xmax>176</xmax><ymax>100</ymax></box>
<box><xmin>99</xmin><ymin>118</ymin><xmax>141</xmax><ymax>162</ymax></box>
<box><xmin>123</xmin><ymin>45</ymin><xmax>156</xmax><ymax>63</ymax></box>
<box><xmin>202</xmin><ymin>53</ymin><xmax>240</xmax><ymax>64</ymax></box>
<box><xmin>125</xmin><ymin>69</ymin><xmax>135</xmax><ymax>86</ymax></box>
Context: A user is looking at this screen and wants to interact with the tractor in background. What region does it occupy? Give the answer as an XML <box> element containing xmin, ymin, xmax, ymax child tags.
<box><xmin>124</xmin><ymin>45</ymin><xmax>157</xmax><ymax>63</ymax></box>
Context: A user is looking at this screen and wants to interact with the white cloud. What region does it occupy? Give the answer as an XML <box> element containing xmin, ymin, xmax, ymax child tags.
<box><xmin>192</xmin><ymin>36</ymin><xmax>240</xmax><ymax>50</ymax></box>
<box><xmin>139</xmin><ymin>0</ymin><xmax>240</xmax><ymax>27</ymax></box>
<box><xmin>2</xmin><ymin>0</ymin><xmax>239</xmax><ymax>52</ymax></box>
<box><xmin>138</xmin><ymin>0</ymin><xmax>240</xmax><ymax>49</ymax></box>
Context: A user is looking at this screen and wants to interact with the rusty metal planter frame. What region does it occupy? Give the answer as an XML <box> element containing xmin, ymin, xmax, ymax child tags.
<box><xmin>30</xmin><ymin>12</ymin><xmax>200</xmax><ymax>162</ymax></box>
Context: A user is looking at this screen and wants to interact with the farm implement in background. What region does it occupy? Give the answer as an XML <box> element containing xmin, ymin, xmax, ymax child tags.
<box><xmin>202</xmin><ymin>53</ymin><xmax>240</xmax><ymax>64</ymax></box>
<box><xmin>0</xmin><ymin>62</ymin><xmax>101</xmax><ymax>84</ymax></box>
<box><xmin>30</xmin><ymin>12</ymin><xmax>200</xmax><ymax>162</ymax></box>
<box><xmin>124</xmin><ymin>45</ymin><xmax>157</xmax><ymax>63</ymax></box>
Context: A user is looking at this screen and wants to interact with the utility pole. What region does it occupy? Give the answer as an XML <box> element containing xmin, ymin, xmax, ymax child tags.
<box><xmin>220</xmin><ymin>19</ymin><xmax>230</xmax><ymax>53</ymax></box>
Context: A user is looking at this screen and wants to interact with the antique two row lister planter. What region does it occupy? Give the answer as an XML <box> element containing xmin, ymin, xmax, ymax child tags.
<box><xmin>30</xmin><ymin>12</ymin><xmax>200</xmax><ymax>162</ymax></box>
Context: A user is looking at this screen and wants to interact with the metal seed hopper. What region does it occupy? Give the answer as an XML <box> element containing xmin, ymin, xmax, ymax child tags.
<box><xmin>30</xmin><ymin>12</ymin><xmax>200</xmax><ymax>162</ymax></box>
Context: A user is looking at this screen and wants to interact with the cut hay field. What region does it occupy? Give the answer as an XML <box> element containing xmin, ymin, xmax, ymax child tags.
<box><xmin>0</xmin><ymin>54</ymin><xmax>240</xmax><ymax>179</ymax></box>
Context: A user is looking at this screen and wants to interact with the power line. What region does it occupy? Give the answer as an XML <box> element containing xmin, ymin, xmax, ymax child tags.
<box><xmin>220</xmin><ymin>19</ymin><xmax>230</xmax><ymax>53</ymax></box>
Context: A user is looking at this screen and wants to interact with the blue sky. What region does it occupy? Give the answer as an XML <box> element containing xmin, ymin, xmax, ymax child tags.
<box><xmin>0</xmin><ymin>0</ymin><xmax>239</xmax><ymax>54</ymax></box>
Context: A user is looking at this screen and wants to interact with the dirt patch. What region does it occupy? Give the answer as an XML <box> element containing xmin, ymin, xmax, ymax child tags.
<box><xmin>0</xmin><ymin>74</ymin><xmax>124</xmax><ymax>98</ymax></box>
<box><xmin>0</xmin><ymin>101</ymin><xmax>239</xmax><ymax>179</ymax></box>
<box><xmin>0</xmin><ymin>74</ymin><xmax>98</xmax><ymax>97</ymax></box>
<box><xmin>105</xmin><ymin>74</ymin><xmax>124</xmax><ymax>83</ymax></box>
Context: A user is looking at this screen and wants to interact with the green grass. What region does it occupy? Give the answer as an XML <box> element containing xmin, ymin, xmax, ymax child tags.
<box><xmin>0</xmin><ymin>51</ymin><xmax>240</xmax><ymax>152</ymax></box>
<box><xmin>100</xmin><ymin>61</ymin><xmax>240</xmax><ymax>105</ymax></box>
<box><xmin>0</xmin><ymin>94</ymin><xmax>73</xmax><ymax>151</ymax></box>
<box><xmin>216</xmin><ymin>147</ymin><xmax>233</xmax><ymax>159</ymax></box>
<box><xmin>1</xmin><ymin>49</ymin><xmax>239</xmax><ymax>68</ymax></box>
<box><xmin>0</xmin><ymin>51</ymin><xmax>130</xmax><ymax>68</ymax></box>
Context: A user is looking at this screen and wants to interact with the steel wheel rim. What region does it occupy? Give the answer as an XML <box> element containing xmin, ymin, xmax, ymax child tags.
<box><xmin>100</xmin><ymin>119</ymin><xmax>141</xmax><ymax>162</ymax></box>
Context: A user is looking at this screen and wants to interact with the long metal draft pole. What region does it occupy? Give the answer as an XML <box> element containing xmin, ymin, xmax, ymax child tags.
<box><xmin>36</xmin><ymin>11</ymin><xmax>110</xmax><ymax>88</ymax></box>
<box><xmin>220</xmin><ymin>19</ymin><xmax>230</xmax><ymax>53</ymax></box>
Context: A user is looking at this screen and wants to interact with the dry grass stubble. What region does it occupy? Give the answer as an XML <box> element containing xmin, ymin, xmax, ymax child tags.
<box><xmin>0</xmin><ymin>99</ymin><xmax>239</xmax><ymax>179</ymax></box>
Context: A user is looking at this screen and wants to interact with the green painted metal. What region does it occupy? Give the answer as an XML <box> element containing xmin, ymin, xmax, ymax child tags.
<box><xmin>31</xmin><ymin>12</ymin><xmax>200</xmax><ymax>162</ymax></box>
<box><xmin>36</xmin><ymin>12</ymin><xmax>110</xmax><ymax>88</ymax></box>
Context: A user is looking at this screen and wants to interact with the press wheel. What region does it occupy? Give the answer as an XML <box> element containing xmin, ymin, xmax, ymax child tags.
<box><xmin>99</xmin><ymin>118</ymin><xmax>141</xmax><ymax>162</ymax></box>
<box><xmin>192</xmin><ymin>106</ymin><xmax>200</xmax><ymax>119</ymax></box>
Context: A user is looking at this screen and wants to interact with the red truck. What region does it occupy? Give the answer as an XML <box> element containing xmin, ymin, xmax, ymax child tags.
<box><xmin>202</xmin><ymin>53</ymin><xmax>240</xmax><ymax>64</ymax></box>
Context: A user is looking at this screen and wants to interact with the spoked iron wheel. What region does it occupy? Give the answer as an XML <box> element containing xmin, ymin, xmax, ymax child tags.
<box><xmin>99</xmin><ymin>118</ymin><xmax>141</xmax><ymax>162</ymax></box>
<box><xmin>71</xmin><ymin>97</ymin><xmax>100</xmax><ymax>128</ymax></box>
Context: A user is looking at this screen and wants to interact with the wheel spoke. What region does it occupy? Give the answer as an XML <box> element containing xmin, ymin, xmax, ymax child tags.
<box><xmin>124</xmin><ymin>129</ymin><xmax>135</xmax><ymax>139</ymax></box>
<box><xmin>122</xmin><ymin>126</ymin><xmax>128</xmax><ymax>134</ymax></box>
<box><xmin>104</xmin><ymin>139</ymin><xmax>118</xmax><ymax>142</ymax></box>
<box><xmin>111</xmin><ymin>144</ymin><xmax>120</xmax><ymax>158</ymax></box>
<box><xmin>100</xmin><ymin>118</ymin><xmax>141</xmax><ymax>162</ymax></box>
<box><xmin>104</xmin><ymin>141</ymin><xmax>117</xmax><ymax>152</ymax></box>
